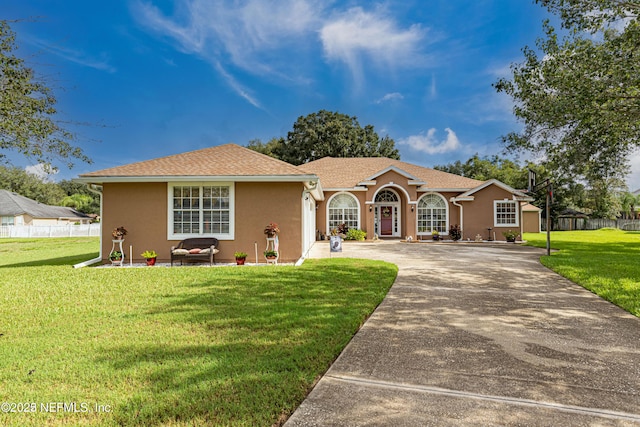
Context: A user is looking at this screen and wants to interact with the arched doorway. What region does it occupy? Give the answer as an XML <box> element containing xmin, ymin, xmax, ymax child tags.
<box><xmin>374</xmin><ymin>188</ymin><xmax>401</xmax><ymax>237</ymax></box>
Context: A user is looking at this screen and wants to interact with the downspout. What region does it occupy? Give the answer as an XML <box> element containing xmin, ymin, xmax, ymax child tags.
<box><xmin>451</xmin><ymin>197</ymin><xmax>464</xmax><ymax>239</ymax></box>
<box><xmin>296</xmin><ymin>181</ymin><xmax>318</xmax><ymax>266</ymax></box>
<box><xmin>73</xmin><ymin>184</ymin><xmax>103</xmax><ymax>268</ymax></box>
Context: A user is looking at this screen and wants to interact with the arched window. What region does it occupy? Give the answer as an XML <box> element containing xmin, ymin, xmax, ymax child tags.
<box><xmin>375</xmin><ymin>189</ymin><xmax>399</xmax><ymax>203</ymax></box>
<box><xmin>417</xmin><ymin>194</ymin><xmax>448</xmax><ymax>234</ymax></box>
<box><xmin>328</xmin><ymin>193</ymin><xmax>359</xmax><ymax>231</ymax></box>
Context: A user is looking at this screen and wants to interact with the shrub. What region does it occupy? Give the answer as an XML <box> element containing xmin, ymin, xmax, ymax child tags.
<box><xmin>344</xmin><ymin>229</ymin><xmax>367</xmax><ymax>241</ymax></box>
<box><xmin>449</xmin><ymin>224</ymin><xmax>462</xmax><ymax>241</ymax></box>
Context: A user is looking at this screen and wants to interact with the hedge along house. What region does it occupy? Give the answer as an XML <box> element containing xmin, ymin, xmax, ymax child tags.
<box><xmin>76</xmin><ymin>144</ymin><xmax>533</xmax><ymax>265</ymax></box>
<box><xmin>76</xmin><ymin>144</ymin><xmax>322</xmax><ymax>264</ymax></box>
<box><xmin>298</xmin><ymin>157</ymin><xmax>534</xmax><ymax>242</ymax></box>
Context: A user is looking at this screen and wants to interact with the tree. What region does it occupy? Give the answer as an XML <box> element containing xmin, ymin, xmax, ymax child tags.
<box><xmin>245</xmin><ymin>138</ymin><xmax>284</xmax><ymax>159</ymax></box>
<box><xmin>0</xmin><ymin>20</ymin><xmax>90</xmax><ymax>170</ymax></box>
<box><xmin>272</xmin><ymin>110</ymin><xmax>400</xmax><ymax>165</ymax></box>
<box><xmin>58</xmin><ymin>179</ymin><xmax>100</xmax><ymax>214</ymax></box>
<box><xmin>0</xmin><ymin>165</ymin><xmax>65</xmax><ymax>205</ymax></box>
<box><xmin>494</xmin><ymin>1</ymin><xmax>640</xmax><ymax>186</ymax></box>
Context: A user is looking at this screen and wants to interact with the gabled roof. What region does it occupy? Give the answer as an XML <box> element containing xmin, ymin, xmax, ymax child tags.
<box><xmin>78</xmin><ymin>144</ymin><xmax>316</xmax><ymax>182</ymax></box>
<box><xmin>454</xmin><ymin>179</ymin><xmax>533</xmax><ymax>201</ymax></box>
<box><xmin>298</xmin><ymin>157</ymin><xmax>483</xmax><ymax>190</ymax></box>
<box><xmin>0</xmin><ymin>190</ymin><xmax>90</xmax><ymax>220</ymax></box>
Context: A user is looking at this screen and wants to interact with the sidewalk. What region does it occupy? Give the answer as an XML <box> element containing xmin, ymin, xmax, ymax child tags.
<box><xmin>286</xmin><ymin>241</ymin><xmax>640</xmax><ymax>426</ymax></box>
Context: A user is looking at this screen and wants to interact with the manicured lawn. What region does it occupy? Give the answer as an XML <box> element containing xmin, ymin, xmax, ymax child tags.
<box><xmin>0</xmin><ymin>238</ymin><xmax>397</xmax><ymax>426</ymax></box>
<box><xmin>524</xmin><ymin>229</ymin><xmax>640</xmax><ymax>317</ymax></box>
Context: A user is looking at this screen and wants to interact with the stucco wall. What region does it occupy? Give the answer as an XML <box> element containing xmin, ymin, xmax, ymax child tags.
<box><xmin>462</xmin><ymin>184</ymin><xmax>523</xmax><ymax>241</ymax></box>
<box><xmin>101</xmin><ymin>181</ymin><xmax>304</xmax><ymax>264</ymax></box>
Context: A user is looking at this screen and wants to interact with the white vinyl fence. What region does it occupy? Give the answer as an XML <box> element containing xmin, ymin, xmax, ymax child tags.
<box><xmin>0</xmin><ymin>224</ymin><xmax>101</xmax><ymax>238</ymax></box>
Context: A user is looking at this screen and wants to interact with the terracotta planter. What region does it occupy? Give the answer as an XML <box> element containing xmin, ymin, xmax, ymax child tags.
<box><xmin>266</xmin><ymin>256</ymin><xmax>277</xmax><ymax>261</ymax></box>
<box><xmin>145</xmin><ymin>257</ymin><xmax>157</xmax><ymax>266</ymax></box>
<box><xmin>236</xmin><ymin>258</ymin><xmax>246</xmax><ymax>265</ymax></box>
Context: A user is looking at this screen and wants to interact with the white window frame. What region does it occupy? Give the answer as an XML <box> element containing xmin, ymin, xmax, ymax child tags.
<box><xmin>1</xmin><ymin>216</ymin><xmax>15</xmax><ymax>226</ymax></box>
<box><xmin>494</xmin><ymin>200</ymin><xmax>519</xmax><ymax>227</ymax></box>
<box><xmin>326</xmin><ymin>192</ymin><xmax>360</xmax><ymax>233</ymax></box>
<box><xmin>168</xmin><ymin>182</ymin><xmax>235</xmax><ymax>240</ymax></box>
<box><xmin>417</xmin><ymin>193</ymin><xmax>449</xmax><ymax>235</ymax></box>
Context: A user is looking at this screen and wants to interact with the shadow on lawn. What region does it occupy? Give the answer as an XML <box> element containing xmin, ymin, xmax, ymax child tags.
<box><xmin>96</xmin><ymin>260</ymin><xmax>396</xmax><ymax>426</ymax></box>
<box><xmin>0</xmin><ymin>252</ymin><xmax>99</xmax><ymax>268</ymax></box>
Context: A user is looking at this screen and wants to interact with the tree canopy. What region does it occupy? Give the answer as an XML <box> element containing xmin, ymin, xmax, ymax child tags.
<box><xmin>0</xmin><ymin>20</ymin><xmax>90</xmax><ymax>170</ymax></box>
<box><xmin>249</xmin><ymin>110</ymin><xmax>400</xmax><ymax>165</ymax></box>
<box><xmin>494</xmin><ymin>0</ymin><xmax>640</xmax><ymax>185</ymax></box>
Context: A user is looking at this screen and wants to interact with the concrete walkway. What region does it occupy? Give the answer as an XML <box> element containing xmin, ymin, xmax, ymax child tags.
<box><xmin>285</xmin><ymin>241</ymin><xmax>640</xmax><ymax>426</ymax></box>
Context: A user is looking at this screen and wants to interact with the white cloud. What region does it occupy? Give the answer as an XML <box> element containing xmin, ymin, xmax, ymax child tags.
<box><xmin>399</xmin><ymin>128</ymin><xmax>461</xmax><ymax>155</ymax></box>
<box><xmin>25</xmin><ymin>164</ymin><xmax>58</xmax><ymax>182</ymax></box>
<box><xmin>25</xmin><ymin>36</ymin><xmax>116</xmax><ymax>73</ymax></box>
<box><xmin>375</xmin><ymin>92</ymin><xmax>403</xmax><ymax>104</ymax></box>
<box><xmin>320</xmin><ymin>7</ymin><xmax>425</xmax><ymax>86</ymax></box>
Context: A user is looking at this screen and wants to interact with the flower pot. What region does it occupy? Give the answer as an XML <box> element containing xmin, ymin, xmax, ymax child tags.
<box><xmin>145</xmin><ymin>257</ymin><xmax>157</xmax><ymax>266</ymax></box>
<box><xmin>266</xmin><ymin>256</ymin><xmax>277</xmax><ymax>261</ymax></box>
<box><xmin>236</xmin><ymin>258</ymin><xmax>246</xmax><ymax>265</ymax></box>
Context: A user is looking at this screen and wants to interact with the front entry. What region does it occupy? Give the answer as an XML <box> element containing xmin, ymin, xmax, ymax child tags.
<box><xmin>379</xmin><ymin>205</ymin><xmax>394</xmax><ymax>236</ymax></box>
<box><xmin>374</xmin><ymin>188</ymin><xmax>402</xmax><ymax>237</ymax></box>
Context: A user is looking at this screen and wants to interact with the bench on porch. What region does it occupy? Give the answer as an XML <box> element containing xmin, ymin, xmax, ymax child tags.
<box><xmin>170</xmin><ymin>238</ymin><xmax>220</xmax><ymax>266</ymax></box>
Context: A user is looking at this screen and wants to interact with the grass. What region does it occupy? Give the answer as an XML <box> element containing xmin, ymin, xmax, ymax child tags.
<box><xmin>524</xmin><ymin>229</ymin><xmax>640</xmax><ymax>317</ymax></box>
<box><xmin>0</xmin><ymin>237</ymin><xmax>398</xmax><ymax>426</ymax></box>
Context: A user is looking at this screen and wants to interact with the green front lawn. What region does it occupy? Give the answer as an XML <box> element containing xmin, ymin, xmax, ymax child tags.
<box><xmin>0</xmin><ymin>238</ymin><xmax>398</xmax><ymax>426</ymax></box>
<box><xmin>524</xmin><ymin>229</ymin><xmax>640</xmax><ymax>317</ymax></box>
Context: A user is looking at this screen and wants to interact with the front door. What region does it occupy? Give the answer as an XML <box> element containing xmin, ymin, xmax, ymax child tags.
<box><xmin>380</xmin><ymin>205</ymin><xmax>393</xmax><ymax>236</ymax></box>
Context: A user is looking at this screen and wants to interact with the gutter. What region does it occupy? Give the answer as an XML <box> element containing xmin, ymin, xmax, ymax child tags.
<box><xmin>73</xmin><ymin>184</ymin><xmax>103</xmax><ymax>269</ymax></box>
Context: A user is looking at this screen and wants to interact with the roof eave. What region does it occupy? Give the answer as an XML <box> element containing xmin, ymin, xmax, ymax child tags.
<box><xmin>74</xmin><ymin>174</ymin><xmax>320</xmax><ymax>184</ymax></box>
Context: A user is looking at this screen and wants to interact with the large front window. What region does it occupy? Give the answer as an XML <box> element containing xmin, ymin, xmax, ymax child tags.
<box><xmin>328</xmin><ymin>193</ymin><xmax>359</xmax><ymax>231</ymax></box>
<box><xmin>1</xmin><ymin>216</ymin><xmax>14</xmax><ymax>226</ymax></box>
<box><xmin>494</xmin><ymin>200</ymin><xmax>518</xmax><ymax>227</ymax></box>
<box><xmin>417</xmin><ymin>194</ymin><xmax>448</xmax><ymax>234</ymax></box>
<box><xmin>169</xmin><ymin>183</ymin><xmax>234</xmax><ymax>239</ymax></box>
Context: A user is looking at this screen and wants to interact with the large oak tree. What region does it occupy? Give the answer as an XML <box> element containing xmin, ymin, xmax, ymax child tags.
<box><xmin>255</xmin><ymin>110</ymin><xmax>400</xmax><ymax>165</ymax></box>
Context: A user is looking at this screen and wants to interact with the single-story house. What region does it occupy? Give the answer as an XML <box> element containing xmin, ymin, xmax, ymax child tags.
<box><xmin>76</xmin><ymin>144</ymin><xmax>534</xmax><ymax>264</ymax></box>
<box><xmin>0</xmin><ymin>189</ymin><xmax>91</xmax><ymax>226</ymax></box>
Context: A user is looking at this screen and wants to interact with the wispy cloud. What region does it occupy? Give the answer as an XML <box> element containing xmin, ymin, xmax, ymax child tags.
<box><xmin>26</xmin><ymin>36</ymin><xmax>116</xmax><ymax>73</ymax></box>
<box><xmin>399</xmin><ymin>128</ymin><xmax>461</xmax><ymax>154</ymax></box>
<box><xmin>320</xmin><ymin>6</ymin><xmax>426</xmax><ymax>87</ymax></box>
<box><xmin>375</xmin><ymin>92</ymin><xmax>403</xmax><ymax>104</ymax></box>
<box><xmin>132</xmin><ymin>0</ymin><xmax>323</xmax><ymax>107</ymax></box>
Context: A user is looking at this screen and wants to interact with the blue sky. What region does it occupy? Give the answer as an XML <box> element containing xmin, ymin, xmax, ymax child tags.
<box><xmin>6</xmin><ymin>1</ymin><xmax>639</xmax><ymax>189</ymax></box>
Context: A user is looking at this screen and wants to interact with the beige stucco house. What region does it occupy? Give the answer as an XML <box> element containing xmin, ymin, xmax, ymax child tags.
<box><xmin>77</xmin><ymin>144</ymin><xmax>534</xmax><ymax>264</ymax></box>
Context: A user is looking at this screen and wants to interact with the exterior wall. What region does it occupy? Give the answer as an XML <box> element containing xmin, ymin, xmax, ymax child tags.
<box><xmin>102</xmin><ymin>181</ymin><xmax>304</xmax><ymax>264</ymax></box>
<box><xmin>234</xmin><ymin>182</ymin><xmax>303</xmax><ymax>263</ymax></box>
<box><xmin>102</xmin><ymin>182</ymin><xmax>169</xmax><ymax>263</ymax></box>
<box><xmin>462</xmin><ymin>184</ymin><xmax>522</xmax><ymax>241</ymax></box>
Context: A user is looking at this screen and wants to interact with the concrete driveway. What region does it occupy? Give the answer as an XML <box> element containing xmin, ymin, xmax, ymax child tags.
<box><xmin>285</xmin><ymin>241</ymin><xmax>640</xmax><ymax>426</ymax></box>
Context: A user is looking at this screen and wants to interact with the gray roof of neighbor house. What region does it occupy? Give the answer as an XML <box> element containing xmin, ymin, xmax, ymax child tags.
<box><xmin>0</xmin><ymin>190</ymin><xmax>90</xmax><ymax>220</ymax></box>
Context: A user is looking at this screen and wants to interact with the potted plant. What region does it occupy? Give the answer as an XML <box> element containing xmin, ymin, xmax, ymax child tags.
<box><xmin>264</xmin><ymin>250</ymin><xmax>278</xmax><ymax>260</ymax></box>
<box><xmin>431</xmin><ymin>230</ymin><xmax>440</xmax><ymax>241</ymax></box>
<box><xmin>141</xmin><ymin>250</ymin><xmax>158</xmax><ymax>266</ymax></box>
<box><xmin>449</xmin><ymin>224</ymin><xmax>462</xmax><ymax>242</ymax></box>
<box><xmin>112</xmin><ymin>226</ymin><xmax>127</xmax><ymax>240</ymax></box>
<box><xmin>234</xmin><ymin>251</ymin><xmax>248</xmax><ymax>265</ymax></box>
<box><xmin>264</xmin><ymin>222</ymin><xmax>280</xmax><ymax>237</ymax></box>
<box><xmin>502</xmin><ymin>230</ymin><xmax>518</xmax><ymax>243</ymax></box>
<box><xmin>109</xmin><ymin>250</ymin><xmax>123</xmax><ymax>264</ymax></box>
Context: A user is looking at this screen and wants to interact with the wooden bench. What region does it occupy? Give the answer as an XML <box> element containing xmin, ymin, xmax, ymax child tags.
<box><xmin>170</xmin><ymin>238</ymin><xmax>219</xmax><ymax>266</ymax></box>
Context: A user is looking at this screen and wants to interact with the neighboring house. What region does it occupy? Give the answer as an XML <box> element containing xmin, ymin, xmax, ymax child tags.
<box><xmin>76</xmin><ymin>144</ymin><xmax>534</xmax><ymax>264</ymax></box>
<box><xmin>0</xmin><ymin>190</ymin><xmax>91</xmax><ymax>226</ymax></box>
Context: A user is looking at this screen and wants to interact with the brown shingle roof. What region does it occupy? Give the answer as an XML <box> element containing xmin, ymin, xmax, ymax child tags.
<box><xmin>79</xmin><ymin>144</ymin><xmax>309</xmax><ymax>178</ymax></box>
<box><xmin>298</xmin><ymin>157</ymin><xmax>484</xmax><ymax>189</ymax></box>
